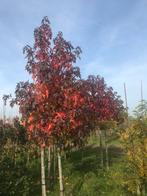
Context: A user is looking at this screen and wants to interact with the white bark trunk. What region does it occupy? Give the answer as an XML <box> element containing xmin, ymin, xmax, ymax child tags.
<box><xmin>41</xmin><ymin>147</ymin><xmax>46</xmax><ymax>196</ymax></box>
<box><xmin>58</xmin><ymin>150</ymin><xmax>64</xmax><ymax>196</ymax></box>
<box><xmin>53</xmin><ymin>145</ymin><xmax>56</xmax><ymax>182</ymax></box>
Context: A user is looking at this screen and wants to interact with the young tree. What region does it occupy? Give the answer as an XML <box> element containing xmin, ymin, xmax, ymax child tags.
<box><xmin>12</xmin><ymin>17</ymin><xmax>93</xmax><ymax>196</ymax></box>
<box><xmin>82</xmin><ymin>75</ymin><xmax>124</xmax><ymax>167</ymax></box>
<box><xmin>134</xmin><ymin>100</ymin><xmax>147</xmax><ymax>118</ymax></box>
<box><xmin>97</xmin><ymin>120</ymin><xmax>117</xmax><ymax>169</ymax></box>
<box><xmin>120</xmin><ymin>118</ymin><xmax>147</xmax><ymax>195</ymax></box>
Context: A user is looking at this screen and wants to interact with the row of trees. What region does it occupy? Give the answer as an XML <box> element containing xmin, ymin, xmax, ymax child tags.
<box><xmin>1</xmin><ymin>102</ymin><xmax>146</xmax><ymax>195</ymax></box>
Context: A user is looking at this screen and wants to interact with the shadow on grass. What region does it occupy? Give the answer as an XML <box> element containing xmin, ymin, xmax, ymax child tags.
<box><xmin>67</xmin><ymin>144</ymin><xmax>123</xmax><ymax>174</ymax></box>
<box><xmin>60</xmin><ymin>145</ymin><xmax>124</xmax><ymax>196</ymax></box>
<box><xmin>48</xmin><ymin>144</ymin><xmax>124</xmax><ymax>195</ymax></box>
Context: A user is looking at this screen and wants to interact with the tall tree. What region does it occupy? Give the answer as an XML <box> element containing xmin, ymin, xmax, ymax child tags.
<box><xmin>12</xmin><ymin>17</ymin><xmax>93</xmax><ymax>196</ymax></box>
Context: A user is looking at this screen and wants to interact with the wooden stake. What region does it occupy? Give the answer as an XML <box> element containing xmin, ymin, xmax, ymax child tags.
<box><xmin>3</xmin><ymin>102</ymin><xmax>6</xmax><ymax>130</ymax></box>
<box><xmin>141</xmin><ymin>80</ymin><xmax>143</xmax><ymax>102</ymax></box>
<box><xmin>141</xmin><ymin>80</ymin><xmax>144</xmax><ymax>117</ymax></box>
<box><xmin>124</xmin><ymin>83</ymin><xmax>128</xmax><ymax>114</ymax></box>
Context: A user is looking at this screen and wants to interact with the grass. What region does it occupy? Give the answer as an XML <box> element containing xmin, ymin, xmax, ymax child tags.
<box><xmin>48</xmin><ymin>136</ymin><xmax>125</xmax><ymax>196</ymax></box>
<box><xmin>0</xmin><ymin>135</ymin><xmax>126</xmax><ymax>196</ymax></box>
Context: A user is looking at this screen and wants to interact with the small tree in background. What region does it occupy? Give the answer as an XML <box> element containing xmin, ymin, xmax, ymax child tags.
<box><xmin>97</xmin><ymin>120</ymin><xmax>117</xmax><ymax>169</ymax></box>
<box><xmin>120</xmin><ymin>118</ymin><xmax>147</xmax><ymax>195</ymax></box>
<box><xmin>134</xmin><ymin>100</ymin><xmax>147</xmax><ymax>118</ymax></box>
<box><xmin>2</xmin><ymin>94</ymin><xmax>11</xmax><ymax>127</ymax></box>
<box><xmin>82</xmin><ymin>75</ymin><xmax>124</xmax><ymax>168</ymax></box>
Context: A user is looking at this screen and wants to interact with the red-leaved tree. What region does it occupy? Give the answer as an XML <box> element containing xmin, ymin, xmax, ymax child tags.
<box><xmin>12</xmin><ymin>17</ymin><xmax>93</xmax><ymax>196</ymax></box>
<box><xmin>11</xmin><ymin>17</ymin><xmax>124</xmax><ymax>194</ymax></box>
<box><xmin>81</xmin><ymin>75</ymin><xmax>124</xmax><ymax>168</ymax></box>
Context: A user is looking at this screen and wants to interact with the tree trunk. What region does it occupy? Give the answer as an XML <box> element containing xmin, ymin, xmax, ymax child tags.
<box><xmin>81</xmin><ymin>148</ymin><xmax>84</xmax><ymax>161</ymax></box>
<box><xmin>3</xmin><ymin>104</ymin><xmax>6</xmax><ymax>130</ymax></box>
<box><xmin>48</xmin><ymin>146</ymin><xmax>51</xmax><ymax>178</ymax></box>
<box><xmin>105</xmin><ymin>143</ymin><xmax>109</xmax><ymax>170</ymax></box>
<box><xmin>53</xmin><ymin>145</ymin><xmax>56</xmax><ymax>182</ymax></box>
<box><xmin>137</xmin><ymin>185</ymin><xmax>141</xmax><ymax>195</ymax></box>
<box><xmin>41</xmin><ymin>146</ymin><xmax>46</xmax><ymax>196</ymax></box>
<box><xmin>99</xmin><ymin>130</ymin><xmax>104</xmax><ymax>168</ymax></box>
<box><xmin>14</xmin><ymin>143</ymin><xmax>17</xmax><ymax>165</ymax></box>
<box><xmin>140</xmin><ymin>179</ymin><xmax>146</xmax><ymax>196</ymax></box>
<box><xmin>13</xmin><ymin>142</ymin><xmax>16</xmax><ymax>165</ymax></box>
<box><xmin>64</xmin><ymin>152</ymin><xmax>67</xmax><ymax>160</ymax></box>
<box><xmin>27</xmin><ymin>148</ymin><xmax>30</xmax><ymax>166</ymax></box>
<box><xmin>58</xmin><ymin>149</ymin><xmax>64</xmax><ymax>196</ymax></box>
<box><xmin>105</xmin><ymin>130</ymin><xmax>109</xmax><ymax>170</ymax></box>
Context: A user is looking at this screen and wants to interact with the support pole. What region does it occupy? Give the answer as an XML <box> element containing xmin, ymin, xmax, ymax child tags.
<box><xmin>124</xmin><ymin>83</ymin><xmax>128</xmax><ymax>115</ymax></box>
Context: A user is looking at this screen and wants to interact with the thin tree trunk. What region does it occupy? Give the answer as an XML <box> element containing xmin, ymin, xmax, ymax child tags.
<box><xmin>105</xmin><ymin>143</ymin><xmax>109</xmax><ymax>170</ymax></box>
<box><xmin>81</xmin><ymin>148</ymin><xmax>84</xmax><ymax>161</ymax></box>
<box><xmin>53</xmin><ymin>145</ymin><xmax>56</xmax><ymax>182</ymax></box>
<box><xmin>99</xmin><ymin>130</ymin><xmax>104</xmax><ymax>168</ymax></box>
<box><xmin>137</xmin><ymin>185</ymin><xmax>141</xmax><ymax>196</ymax></box>
<box><xmin>27</xmin><ymin>148</ymin><xmax>30</xmax><ymax>166</ymax></box>
<box><xmin>14</xmin><ymin>143</ymin><xmax>17</xmax><ymax>165</ymax></box>
<box><xmin>105</xmin><ymin>130</ymin><xmax>109</xmax><ymax>170</ymax></box>
<box><xmin>58</xmin><ymin>149</ymin><xmax>64</xmax><ymax>196</ymax></box>
<box><xmin>41</xmin><ymin>146</ymin><xmax>46</xmax><ymax>196</ymax></box>
<box><xmin>13</xmin><ymin>142</ymin><xmax>16</xmax><ymax>164</ymax></box>
<box><xmin>3</xmin><ymin>104</ymin><xmax>6</xmax><ymax>130</ymax></box>
<box><xmin>140</xmin><ymin>179</ymin><xmax>146</xmax><ymax>196</ymax></box>
<box><xmin>48</xmin><ymin>146</ymin><xmax>51</xmax><ymax>178</ymax></box>
<box><xmin>64</xmin><ymin>152</ymin><xmax>67</xmax><ymax>160</ymax></box>
<box><xmin>137</xmin><ymin>185</ymin><xmax>142</xmax><ymax>195</ymax></box>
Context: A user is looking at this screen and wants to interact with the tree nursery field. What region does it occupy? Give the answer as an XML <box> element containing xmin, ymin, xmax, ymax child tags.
<box><xmin>0</xmin><ymin>17</ymin><xmax>146</xmax><ymax>196</ymax></box>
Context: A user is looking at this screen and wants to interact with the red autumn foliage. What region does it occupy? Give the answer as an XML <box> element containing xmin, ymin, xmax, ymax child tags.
<box><xmin>12</xmin><ymin>17</ymin><xmax>93</xmax><ymax>148</ymax></box>
<box><xmin>81</xmin><ymin>75</ymin><xmax>124</xmax><ymax>125</ymax></box>
<box><xmin>11</xmin><ymin>17</ymin><xmax>124</xmax><ymax>148</ymax></box>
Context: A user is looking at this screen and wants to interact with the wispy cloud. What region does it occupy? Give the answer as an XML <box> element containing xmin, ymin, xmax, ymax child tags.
<box><xmin>0</xmin><ymin>0</ymin><xmax>147</xmax><ymax>117</ymax></box>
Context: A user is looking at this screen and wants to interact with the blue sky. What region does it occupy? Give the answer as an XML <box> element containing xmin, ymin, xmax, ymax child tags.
<box><xmin>0</xmin><ymin>0</ymin><xmax>147</xmax><ymax>117</ymax></box>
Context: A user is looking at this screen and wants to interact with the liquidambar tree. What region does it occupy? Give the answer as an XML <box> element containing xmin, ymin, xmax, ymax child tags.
<box><xmin>82</xmin><ymin>75</ymin><xmax>124</xmax><ymax>168</ymax></box>
<box><xmin>12</xmin><ymin>17</ymin><xmax>93</xmax><ymax>196</ymax></box>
